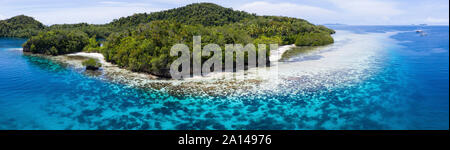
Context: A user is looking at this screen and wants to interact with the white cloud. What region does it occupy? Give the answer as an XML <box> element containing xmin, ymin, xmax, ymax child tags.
<box><xmin>98</xmin><ymin>1</ymin><xmax>152</xmax><ymax>7</ymax></box>
<box><xmin>327</xmin><ymin>0</ymin><xmax>406</xmax><ymax>25</ymax></box>
<box><xmin>237</xmin><ymin>1</ymin><xmax>336</xmax><ymax>24</ymax></box>
<box><xmin>1</xmin><ymin>0</ymin><xmax>448</xmax><ymax>25</ymax></box>
<box><xmin>236</xmin><ymin>0</ymin><xmax>411</xmax><ymax>25</ymax></box>
<box><xmin>152</xmin><ymin>0</ymin><xmax>196</xmax><ymax>4</ymax></box>
<box><xmin>425</xmin><ymin>17</ymin><xmax>449</xmax><ymax>24</ymax></box>
<box><xmin>327</xmin><ymin>0</ymin><xmax>404</xmax><ymax>24</ymax></box>
<box><xmin>98</xmin><ymin>1</ymin><xmax>129</xmax><ymax>5</ymax></box>
<box><xmin>17</xmin><ymin>2</ymin><xmax>163</xmax><ymax>25</ymax></box>
<box><xmin>328</xmin><ymin>0</ymin><xmax>403</xmax><ymax>16</ymax></box>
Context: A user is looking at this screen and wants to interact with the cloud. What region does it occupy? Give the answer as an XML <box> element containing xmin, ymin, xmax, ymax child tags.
<box><xmin>425</xmin><ymin>17</ymin><xmax>449</xmax><ymax>24</ymax></box>
<box><xmin>237</xmin><ymin>1</ymin><xmax>336</xmax><ymax>24</ymax></box>
<box><xmin>98</xmin><ymin>1</ymin><xmax>152</xmax><ymax>7</ymax></box>
<box><xmin>236</xmin><ymin>0</ymin><xmax>410</xmax><ymax>25</ymax></box>
<box><xmin>1</xmin><ymin>0</ymin><xmax>448</xmax><ymax>25</ymax></box>
<box><xmin>151</xmin><ymin>0</ymin><xmax>197</xmax><ymax>4</ymax></box>
<box><xmin>325</xmin><ymin>0</ymin><xmax>406</xmax><ymax>24</ymax></box>
<box><xmin>98</xmin><ymin>1</ymin><xmax>129</xmax><ymax>5</ymax></box>
<box><xmin>14</xmin><ymin>2</ymin><xmax>163</xmax><ymax>25</ymax></box>
<box><xmin>328</xmin><ymin>0</ymin><xmax>403</xmax><ymax>16</ymax></box>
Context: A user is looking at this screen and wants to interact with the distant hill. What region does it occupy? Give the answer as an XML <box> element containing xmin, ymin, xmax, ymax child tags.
<box><xmin>0</xmin><ymin>15</ymin><xmax>45</xmax><ymax>38</ymax></box>
<box><xmin>322</xmin><ymin>23</ymin><xmax>347</xmax><ymax>26</ymax></box>
<box><xmin>110</xmin><ymin>3</ymin><xmax>256</xmax><ymax>27</ymax></box>
<box><xmin>1</xmin><ymin>3</ymin><xmax>334</xmax><ymax>39</ymax></box>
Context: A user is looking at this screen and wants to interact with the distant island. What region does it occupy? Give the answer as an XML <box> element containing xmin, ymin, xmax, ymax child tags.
<box><xmin>322</xmin><ymin>23</ymin><xmax>347</xmax><ymax>26</ymax></box>
<box><xmin>0</xmin><ymin>3</ymin><xmax>335</xmax><ymax>78</ymax></box>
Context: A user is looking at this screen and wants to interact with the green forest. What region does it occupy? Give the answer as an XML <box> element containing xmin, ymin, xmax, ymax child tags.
<box><xmin>0</xmin><ymin>15</ymin><xmax>45</xmax><ymax>38</ymax></box>
<box><xmin>22</xmin><ymin>30</ymin><xmax>90</xmax><ymax>55</ymax></box>
<box><xmin>1</xmin><ymin>3</ymin><xmax>335</xmax><ymax>77</ymax></box>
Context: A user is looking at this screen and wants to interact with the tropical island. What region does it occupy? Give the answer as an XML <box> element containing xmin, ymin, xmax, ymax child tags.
<box><xmin>0</xmin><ymin>3</ymin><xmax>335</xmax><ymax>78</ymax></box>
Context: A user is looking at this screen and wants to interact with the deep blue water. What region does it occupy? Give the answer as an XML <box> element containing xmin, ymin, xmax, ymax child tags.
<box><xmin>0</xmin><ymin>26</ymin><xmax>448</xmax><ymax>130</ymax></box>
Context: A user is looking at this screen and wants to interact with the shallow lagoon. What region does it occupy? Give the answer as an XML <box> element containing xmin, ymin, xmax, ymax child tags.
<box><xmin>0</xmin><ymin>26</ymin><xmax>448</xmax><ymax>129</ymax></box>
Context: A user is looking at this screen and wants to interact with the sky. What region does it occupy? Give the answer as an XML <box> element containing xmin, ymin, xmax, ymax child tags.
<box><xmin>0</xmin><ymin>0</ymin><xmax>448</xmax><ymax>25</ymax></box>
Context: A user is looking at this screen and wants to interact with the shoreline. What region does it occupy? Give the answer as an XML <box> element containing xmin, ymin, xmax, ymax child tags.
<box><xmin>270</xmin><ymin>44</ymin><xmax>296</xmax><ymax>62</ymax></box>
<box><xmin>24</xmin><ymin>30</ymin><xmax>397</xmax><ymax>98</ymax></box>
<box><xmin>32</xmin><ymin>44</ymin><xmax>299</xmax><ymax>98</ymax></box>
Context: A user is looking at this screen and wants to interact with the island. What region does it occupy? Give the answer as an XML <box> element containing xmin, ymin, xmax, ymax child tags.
<box><xmin>1</xmin><ymin>3</ymin><xmax>335</xmax><ymax>78</ymax></box>
<box><xmin>82</xmin><ymin>58</ymin><xmax>102</xmax><ymax>70</ymax></box>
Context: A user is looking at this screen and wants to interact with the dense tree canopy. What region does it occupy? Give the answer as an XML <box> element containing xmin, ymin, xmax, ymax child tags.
<box><xmin>234</xmin><ymin>16</ymin><xmax>335</xmax><ymax>45</ymax></box>
<box><xmin>110</xmin><ymin>3</ymin><xmax>255</xmax><ymax>27</ymax></box>
<box><xmin>103</xmin><ymin>21</ymin><xmax>184</xmax><ymax>76</ymax></box>
<box><xmin>46</xmin><ymin>23</ymin><xmax>116</xmax><ymax>39</ymax></box>
<box><xmin>295</xmin><ymin>31</ymin><xmax>334</xmax><ymax>46</ymax></box>
<box><xmin>82</xmin><ymin>58</ymin><xmax>102</xmax><ymax>70</ymax></box>
<box><xmin>22</xmin><ymin>30</ymin><xmax>89</xmax><ymax>55</ymax></box>
<box><xmin>102</xmin><ymin>20</ymin><xmax>258</xmax><ymax>77</ymax></box>
<box><xmin>0</xmin><ymin>15</ymin><xmax>45</xmax><ymax>38</ymax></box>
<box><xmin>83</xmin><ymin>36</ymin><xmax>102</xmax><ymax>52</ymax></box>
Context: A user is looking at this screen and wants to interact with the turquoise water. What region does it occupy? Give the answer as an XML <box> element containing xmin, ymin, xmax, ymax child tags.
<box><xmin>0</xmin><ymin>26</ymin><xmax>448</xmax><ymax>129</ymax></box>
